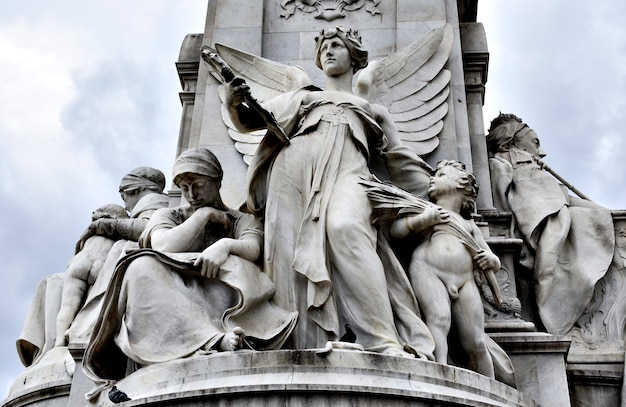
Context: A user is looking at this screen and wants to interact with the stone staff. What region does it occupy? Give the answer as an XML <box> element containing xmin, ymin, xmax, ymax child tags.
<box><xmin>533</xmin><ymin>156</ymin><xmax>593</xmax><ymax>201</ymax></box>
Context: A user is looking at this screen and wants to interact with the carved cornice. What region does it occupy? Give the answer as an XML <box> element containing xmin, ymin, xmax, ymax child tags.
<box><xmin>176</xmin><ymin>61</ymin><xmax>199</xmax><ymax>92</ymax></box>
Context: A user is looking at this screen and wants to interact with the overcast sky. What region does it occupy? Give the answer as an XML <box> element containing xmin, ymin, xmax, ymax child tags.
<box><xmin>0</xmin><ymin>0</ymin><xmax>207</xmax><ymax>398</ymax></box>
<box><xmin>1</xmin><ymin>0</ymin><xmax>625</xmax><ymax>400</ymax></box>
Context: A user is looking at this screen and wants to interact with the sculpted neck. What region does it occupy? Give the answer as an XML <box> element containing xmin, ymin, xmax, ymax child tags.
<box><xmin>325</xmin><ymin>71</ymin><xmax>354</xmax><ymax>93</ymax></box>
<box><xmin>434</xmin><ymin>195</ymin><xmax>464</xmax><ymax>213</ymax></box>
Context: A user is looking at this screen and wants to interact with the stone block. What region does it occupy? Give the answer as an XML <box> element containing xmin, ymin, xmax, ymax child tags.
<box><xmin>397</xmin><ymin>0</ymin><xmax>446</xmax><ymax>22</ymax></box>
<box><xmin>492</xmin><ymin>332</ymin><xmax>572</xmax><ymax>407</ymax></box>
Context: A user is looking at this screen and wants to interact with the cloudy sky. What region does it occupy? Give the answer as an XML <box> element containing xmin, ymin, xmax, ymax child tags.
<box><xmin>0</xmin><ymin>0</ymin><xmax>207</xmax><ymax>397</ymax></box>
<box><xmin>1</xmin><ymin>0</ymin><xmax>625</xmax><ymax>400</ymax></box>
<box><xmin>479</xmin><ymin>2</ymin><xmax>626</xmax><ymax>210</ymax></box>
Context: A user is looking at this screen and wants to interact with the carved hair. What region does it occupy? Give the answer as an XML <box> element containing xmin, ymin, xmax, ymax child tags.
<box><xmin>485</xmin><ymin>113</ymin><xmax>528</xmax><ymax>155</ymax></box>
<box><xmin>172</xmin><ymin>147</ymin><xmax>223</xmax><ymax>186</ymax></box>
<box><xmin>314</xmin><ymin>26</ymin><xmax>368</xmax><ymax>73</ymax></box>
<box><xmin>92</xmin><ymin>203</ymin><xmax>129</xmax><ymax>221</ymax></box>
<box><xmin>435</xmin><ymin>160</ymin><xmax>478</xmax><ymax>219</ymax></box>
<box><xmin>119</xmin><ymin>167</ymin><xmax>166</xmax><ymax>194</ymax></box>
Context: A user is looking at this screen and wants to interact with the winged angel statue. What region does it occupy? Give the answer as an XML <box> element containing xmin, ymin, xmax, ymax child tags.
<box><xmin>198</xmin><ymin>25</ymin><xmax>456</xmax><ymax>359</ymax></box>
<box><xmin>211</xmin><ymin>24</ymin><xmax>453</xmax><ymax>165</ymax></box>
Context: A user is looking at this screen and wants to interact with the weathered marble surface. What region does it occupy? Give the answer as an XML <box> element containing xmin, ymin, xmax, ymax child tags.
<box><xmin>219</xmin><ymin>26</ymin><xmax>446</xmax><ymax>358</ymax></box>
<box><xmin>487</xmin><ymin>113</ymin><xmax>615</xmax><ymax>335</ymax></box>
<box><xmin>83</xmin><ymin>148</ymin><xmax>297</xmax><ymax>385</ymax></box>
<box><xmin>6</xmin><ymin>1</ymin><xmax>626</xmax><ymax>407</ymax></box>
<box><xmin>85</xmin><ymin>350</ymin><xmax>537</xmax><ymax>407</ymax></box>
<box><xmin>6</xmin><ymin>168</ymin><xmax>168</xmax><ymax>403</ymax></box>
<box><xmin>373</xmin><ymin>160</ymin><xmax>514</xmax><ymax>384</ymax></box>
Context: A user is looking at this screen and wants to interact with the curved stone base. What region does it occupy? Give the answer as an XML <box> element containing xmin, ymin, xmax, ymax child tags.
<box><xmin>88</xmin><ymin>350</ymin><xmax>538</xmax><ymax>406</ymax></box>
<box><xmin>2</xmin><ymin>347</ymin><xmax>73</xmax><ymax>407</ymax></box>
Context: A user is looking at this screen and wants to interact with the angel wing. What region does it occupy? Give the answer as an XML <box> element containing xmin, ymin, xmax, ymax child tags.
<box><xmin>211</xmin><ymin>43</ymin><xmax>312</xmax><ymax>165</ymax></box>
<box><xmin>355</xmin><ymin>24</ymin><xmax>454</xmax><ymax>155</ymax></box>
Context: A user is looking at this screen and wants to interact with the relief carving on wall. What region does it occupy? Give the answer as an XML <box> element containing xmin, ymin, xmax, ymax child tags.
<box><xmin>280</xmin><ymin>0</ymin><xmax>381</xmax><ymax>21</ymax></box>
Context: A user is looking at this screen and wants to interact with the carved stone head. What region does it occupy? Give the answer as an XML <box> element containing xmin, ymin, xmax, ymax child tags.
<box><xmin>486</xmin><ymin>113</ymin><xmax>526</xmax><ymax>154</ymax></box>
<box><xmin>429</xmin><ymin>160</ymin><xmax>478</xmax><ymax>219</ymax></box>
<box><xmin>91</xmin><ymin>203</ymin><xmax>129</xmax><ymax>221</ymax></box>
<box><xmin>118</xmin><ymin>166</ymin><xmax>166</xmax><ymax>211</ymax></box>
<box><xmin>486</xmin><ymin>113</ymin><xmax>545</xmax><ymax>158</ymax></box>
<box><xmin>314</xmin><ymin>26</ymin><xmax>368</xmax><ymax>73</ymax></box>
<box><xmin>172</xmin><ymin>147</ymin><xmax>223</xmax><ymax>186</ymax></box>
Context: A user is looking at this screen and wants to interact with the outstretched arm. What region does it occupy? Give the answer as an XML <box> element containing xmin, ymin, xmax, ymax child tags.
<box><xmin>75</xmin><ymin>218</ymin><xmax>148</xmax><ymax>253</ymax></box>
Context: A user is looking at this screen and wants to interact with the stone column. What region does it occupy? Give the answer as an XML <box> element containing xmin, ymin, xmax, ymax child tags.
<box><xmin>460</xmin><ymin>22</ymin><xmax>495</xmax><ymax>211</ymax></box>
<box><xmin>175</xmin><ymin>33</ymin><xmax>202</xmax><ymax>157</ymax></box>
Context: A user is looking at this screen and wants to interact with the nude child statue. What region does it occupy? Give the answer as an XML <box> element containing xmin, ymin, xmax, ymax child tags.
<box><xmin>390</xmin><ymin>160</ymin><xmax>500</xmax><ymax>378</ymax></box>
<box><xmin>55</xmin><ymin>204</ymin><xmax>129</xmax><ymax>347</ymax></box>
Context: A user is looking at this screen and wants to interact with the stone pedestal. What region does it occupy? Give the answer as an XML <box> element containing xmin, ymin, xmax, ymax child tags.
<box><xmin>86</xmin><ymin>350</ymin><xmax>536</xmax><ymax>406</ymax></box>
<box><xmin>567</xmin><ymin>350</ymin><xmax>624</xmax><ymax>407</ymax></box>
<box><xmin>66</xmin><ymin>344</ymin><xmax>98</xmax><ymax>407</ymax></box>
<box><xmin>492</xmin><ymin>332</ymin><xmax>572</xmax><ymax>407</ymax></box>
<box><xmin>2</xmin><ymin>347</ymin><xmax>72</xmax><ymax>407</ymax></box>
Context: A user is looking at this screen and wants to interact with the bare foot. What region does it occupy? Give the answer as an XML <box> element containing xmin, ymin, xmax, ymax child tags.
<box><xmin>219</xmin><ymin>327</ymin><xmax>245</xmax><ymax>351</ymax></box>
<box><xmin>381</xmin><ymin>347</ymin><xmax>415</xmax><ymax>359</ymax></box>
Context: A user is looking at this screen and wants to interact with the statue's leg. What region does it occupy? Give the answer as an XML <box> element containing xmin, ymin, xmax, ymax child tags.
<box><xmin>408</xmin><ymin>261</ymin><xmax>451</xmax><ymax>364</ymax></box>
<box><xmin>452</xmin><ymin>281</ymin><xmax>494</xmax><ymax>378</ymax></box>
<box><xmin>55</xmin><ymin>266</ymin><xmax>89</xmax><ymax>346</ymax></box>
<box><xmin>326</xmin><ymin>175</ymin><xmax>408</xmax><ymax>354</ymax></box>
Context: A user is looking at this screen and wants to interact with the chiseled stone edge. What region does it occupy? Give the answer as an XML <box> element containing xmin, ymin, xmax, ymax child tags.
<box><xmin>90</xmin><ymin>349</ymin><xmax>538</xmax><ymax>406</ymax></box>
<box><xmin>1</xmin><ymin>380</ymin><xmax>71</xmax><ymax>407</ymax></box>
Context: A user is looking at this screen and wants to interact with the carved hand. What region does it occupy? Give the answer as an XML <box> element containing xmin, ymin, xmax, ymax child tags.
<box><xmin>194</xmin><ymin>240</ymin><xmax>230</xmax><ymax>278</ymax></box>
<box><xmin>225</xmin><ymin>77</ymin><xmax>251</xmax><ymax>108</ymax></box>
<box><xmin>421</xmin><ymin>205</ymin><xmax>449</xmax><ymax>227</ymax></box>
<box><xmin>74</xmin><ymin>219</ymin><xmax>114</xmax><ymax>253</ymax></box>
<box><xmin>196</xmin><ymin>207</ymin><xmax>231</xmax><ymax>231</ymax></box>
<box><xmin>473</xmin><ymin>250</ymin><xmax>500</xmax><ymax>272</ymax></box>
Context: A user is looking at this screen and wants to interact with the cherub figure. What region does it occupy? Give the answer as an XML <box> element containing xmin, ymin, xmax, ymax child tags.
<box><xmin>55</xmin><ymin>204</ymin><xmax>129</xmax><ymax>347</ymax></box>
<box><xmin>389</xmin><ymin>160</ymin><xmax>499</xmax><ymax>378</ymax></box>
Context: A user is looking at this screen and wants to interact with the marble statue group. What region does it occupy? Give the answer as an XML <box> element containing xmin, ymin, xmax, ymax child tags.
<box><xmin>11</xmin><ymin>24</ymin><xmax>622</xmax><ymax>403</ymax></box>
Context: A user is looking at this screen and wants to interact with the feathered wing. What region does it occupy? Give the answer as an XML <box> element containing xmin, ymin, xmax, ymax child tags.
<box><xmin>211</xmin><ymin>43</ymin><xmax>313</xmax><ymax>165</ymax></box>
<box><xmin>355</xmin><ymin>24</ymin><xmax>454</xmax><ymax>155</ymax></box>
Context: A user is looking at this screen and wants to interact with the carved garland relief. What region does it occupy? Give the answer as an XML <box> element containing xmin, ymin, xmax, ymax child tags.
<box><xmin>280</xmin><ymin>0</ymin><xmax>382</xmax><ymax>21</ymax></box>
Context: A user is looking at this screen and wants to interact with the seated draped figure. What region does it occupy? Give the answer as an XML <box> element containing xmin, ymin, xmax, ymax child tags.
<box><xmin>83</xmin><ymin>147</ymin><xmax>297</xmax><ymax>382</ymax></box>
